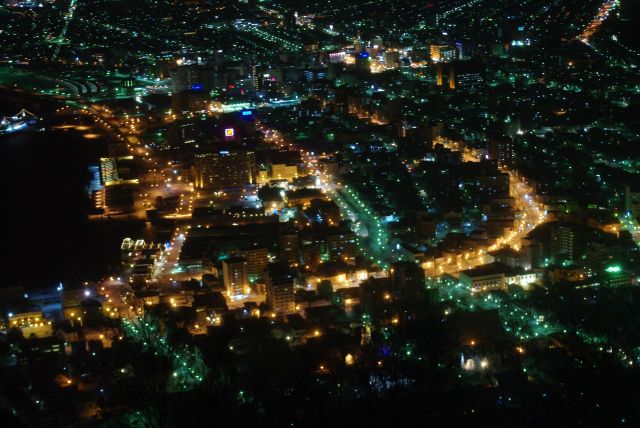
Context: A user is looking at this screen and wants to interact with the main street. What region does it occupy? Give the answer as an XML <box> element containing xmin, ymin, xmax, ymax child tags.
<box><xmin>257</xmin><ymin>121</ymin><xmax>547</xmax><ymax>278</ymax></box>
<box><xmin>439</xmin><ymin>138</ymin><xmax>547</xmax><ymax>251</ymax></box>
<box><xmin>71</xmin><ymin>100</ymin><xmax>197</xmax><ymax>291</ymax></box>
<box><xmin>257</xmin><ymin>119</ymin><xmax>399</xmax><ymax>269</ymax></box>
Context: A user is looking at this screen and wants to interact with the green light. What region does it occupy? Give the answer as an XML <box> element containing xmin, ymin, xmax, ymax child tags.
<box><xmin>605</xmin><ymin>265</ymin><xmax>621</xmax><ymax>273</ymax></box>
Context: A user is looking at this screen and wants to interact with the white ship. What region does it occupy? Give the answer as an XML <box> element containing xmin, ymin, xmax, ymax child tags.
<box><xmin>0</xmin><ymin>109</ymin><xmax>38</xmax><ymax>134</ymax></box>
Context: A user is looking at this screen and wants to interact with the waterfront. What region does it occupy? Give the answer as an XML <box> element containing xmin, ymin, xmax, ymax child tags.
<box><xmin>0</xmin><ymin>91</ymin><xmax>155</xmax><ymax>287</ymax></box>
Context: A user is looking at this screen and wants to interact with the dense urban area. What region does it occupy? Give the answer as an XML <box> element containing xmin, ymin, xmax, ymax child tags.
<box><xmin>1</xmin><ymin>0</ymin><xmax>640</xmax><ymax>426</ymax></box>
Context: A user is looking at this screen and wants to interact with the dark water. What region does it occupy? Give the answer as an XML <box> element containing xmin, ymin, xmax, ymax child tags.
<box><xmin>619</xmin><ymin>0</ymin><xmax>640</xmax><ymax>50</ymax></box>
<box><xmin>0</xmin><ymin>92</ymin><xmax>152</xmax><ymax>288</ymax></box>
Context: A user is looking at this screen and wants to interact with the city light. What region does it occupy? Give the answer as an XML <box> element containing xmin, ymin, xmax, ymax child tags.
<box><xmin>2</xmin><ymin>0</ymin><xmax>638</xmax><ymax>423</ymax></box>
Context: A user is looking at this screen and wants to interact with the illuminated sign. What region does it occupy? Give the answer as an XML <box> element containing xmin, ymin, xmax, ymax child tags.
<box><xmin>329</xmin><ymin>52</ymin><xmax>345</xmax><ymax>63</ymax></box>
<box><xmin>241</xmin><ymin>110</ymin><xmax>253</xmax><ymax>116</ymax></box>
<box><xmin>224</xmin><ymin>128</ymin><xmax>235</xmax><ymax>137</ymax></box>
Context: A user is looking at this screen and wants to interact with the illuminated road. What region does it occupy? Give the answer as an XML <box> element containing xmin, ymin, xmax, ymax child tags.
<box><xmin>233</xmin><ymin>21</ymin><xmax>302</xmax><ymax>52</ymax></box>
<box><xmin>74</xmin><ymin>105</ymin><xmax>195</xmax><ymax>222</ymax></box>
<box><xmin>256</xmin><ymin>120</ymin><xmax>394</xmax><ymax>269</ymax></box>
<box><xmin>258</xmin><ymin>125</ymin><xmax>547</xmax><ymax>276</ymax></box>
<box><xmin>436</xmin><ymin>140</ymin><xmax>547</xmax><ymax>275</ymax></box>
<box><xmin>619</xmin><ymin>212</ymin><xmax>640</xmax><ymax>248</ymax></box>
<box><xmin>578</xmin><ymin>0</ymin><xmax>620</xmax><ymax>44</ymax></box>
<box><xmin>151</xmin><ymin>227</ymin><xmax>187</xmax><ymax>286</ymax></box>
<box><xmin>70</xmin><ymin>100</ymin><xmax>196</xmax><ymax>289</ymax></box>
<box><xmin>437</xmin><ymin>0</ymin><xmax>485</xmax><ymax>21</ymax></box>
<box><xmin>98</xmin><ymin>278</ymin><xmax>135</xmax><ymax>320</ymax></box>
<box><xmin>449</xmin><ymin>143</ymin><xmax>546</xmax><ymax>251</ymax></box>
<box><xmin>259</xmin><ymin>125</ymin><xmax>547</xmax><ymax>275</ymax></box>
<box><xmin>331</xmin><ymin>185</ymin><xmax>395</xmax><ymax>269</ymax></box>
<box><xmin>51</xmin><ymin>0</ymin><xmax>78</xmax><ymax>60</ymax></box>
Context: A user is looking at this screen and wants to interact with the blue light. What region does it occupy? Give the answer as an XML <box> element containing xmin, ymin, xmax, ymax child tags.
<box><xmin>358</xmin><ymin>52</ymin><xmax>369</xmax><ymax>59</ymax></box>
<box><xmin>1</xmin><ymin>122</ymin><xmax>27</xmax><ymax>133</ymax></box>
<box><xmin>191</xmin><ymin>83</ymin><xmax>203</xmax><ymax>91</ymax></box>
<box><xmin>241</xmin><ymin>110</ymin><xmax>253</xmax><ymax>116</ymax></box>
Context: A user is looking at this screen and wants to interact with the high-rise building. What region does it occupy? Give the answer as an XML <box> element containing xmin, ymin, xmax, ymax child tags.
<box><xmin>448</xmin><ymin>62</ymin><xmax>484</xmax><ymax>89</ymax></box>
<box><xmin>430</xmin><ymin>45</ymin><xmax>457</xmax><ymax>63</ymax></box>
<box><xmin>222</xmin><ymin>257</ymin><xmax>249</xmax><ymax>299</ymax></box>
<box><xmin>391</xmin><ymin>261</ymin><xmax>425</xmax><ymax>301</ymax></box>
<box><xmin>551</xmin><ymin>223</ymin><xmax>578</xmax><ymax>262</ymax></box>
<box><xmin>104</xmin><ymin>183</ymin><xmax>135</xmax><ymax>213</ymax></box>
<box><xmin>192</xmin><ymin>151</ymin><xmax>256</xmax><ymax>189</ymax></box>
<box><xmin>99</xmin><ymin>157</ymin><xmax>118</xmax><ymax>185</ymax></box>
<box><xmin>169</xmin><ymin>63</ymin><xmax>216</xmax><ymax>93</ymax></box>
<box><xmin>430</xmin><ymin>44</ymin><xmax>445</xmax><ymax>62</ymax></box>
<box><xmin>99</xmin><ymin>156</ymin><xmax>138</xmax><ymax>186</ymax></box>
<box><xmin>251</xmin><ymin>64</ymin><xmax>260</xmax><ymax>90</ymax></box>
<box><xmin>302</xmin><ymin>68</ymin><xmax>326</xmax><ymax>82</ymax></box>
<box><xmin>326</xmin><ymin>227</ymin><xmax>357</xmax><ymax>264</ymax></box>
<box><xmin>384</xmin><ymin>50</ymin><xmax>401</xmax><ymax>69</ymax></box>
<box><xmin>265</xmin><ymin>263</ymin><xmax>296</xmax><ymax>315</ymax></box>
<box><xmin>87</xmin><ymin>165</ymin><xmax>105</xmax><ymax>209</ymax></box>
<box><xmin>98</xmin><ymin>156</ymin><xmax>138</xmax><ymax>213</ymax></box>
<box><xmin>489</xmin><ymin>137</ymin><xmax>514</xmax><ymax>168</ymax></box>
<box><xmin>301</xmin><ymin>241</ymin><xmax>322</xmax><ymax>270</ymax></box>
<box><xmin>239</xmin><ymin>246</ymin><xmax>269</xmax><ymax>277</ymax></box>
<box><xmin>270</xmin><ymin>162</ymin><xmax>299</xmax><ymax>181</ymax></box>
<box><xmin>278</xmin><ymin>227</ymin><xmax>300</xmax><ymax>265</ymax></box>
<box><xmin>440</xmin><ymin>46</ymin><xmax>457</xmax><ymax>63</ymax></box>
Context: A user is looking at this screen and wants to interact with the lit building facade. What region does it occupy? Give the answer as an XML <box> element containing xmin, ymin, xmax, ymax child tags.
<box><xmin>192</xmin><ymin>151</ymin><xmax>256</xmax><ymax>189</ymax></box>
<box><xmin>222</xmin><ymin>257</ymin><xmax>250</xmax><ymax>298</ymax></box>
<box><xmin>265</xmin><ymin>263</ymin><xmax>296</xmax><ymax>315</ymax></box>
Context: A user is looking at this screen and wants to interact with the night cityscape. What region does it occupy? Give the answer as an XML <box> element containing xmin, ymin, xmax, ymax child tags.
<box><xmin>1</xmin><ymin>0</ymin><xmax>640</xmax><ymax>426</ymax></box>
